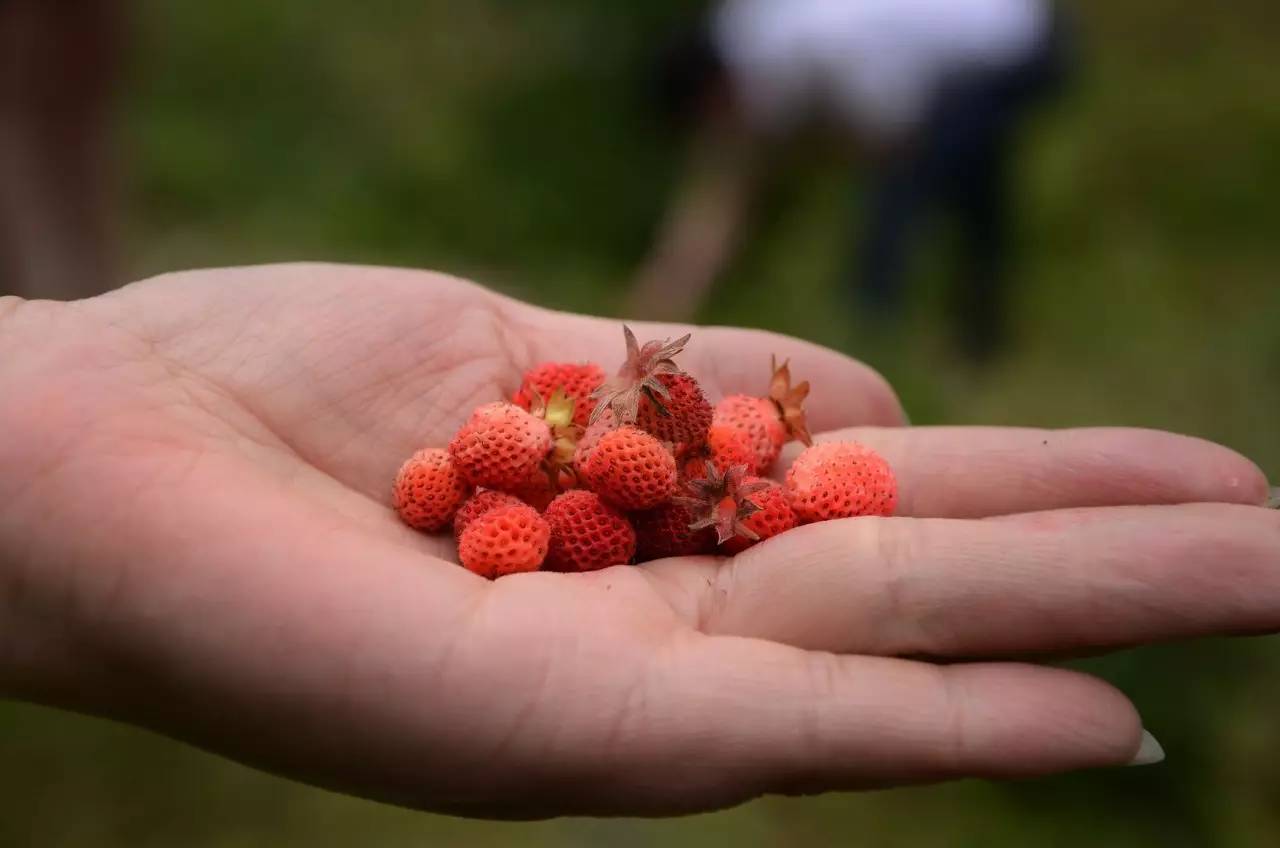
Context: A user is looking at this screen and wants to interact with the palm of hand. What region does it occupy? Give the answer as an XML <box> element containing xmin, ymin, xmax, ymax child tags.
<box><xmin>0</xmin><ymin>264</ymin><xmax>1274</xmax><ymax>817</ymax></box>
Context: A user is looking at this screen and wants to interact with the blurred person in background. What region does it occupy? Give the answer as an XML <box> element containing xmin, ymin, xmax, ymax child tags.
<box><xmin>0</xmin><ymin>0</ymin><xmax>121</xmax><ymax>300</ymax></box>
<box><xmin>628</xmin><ymin>0</ymin><xmax>1072</xmax><ymax>362</ymax></box>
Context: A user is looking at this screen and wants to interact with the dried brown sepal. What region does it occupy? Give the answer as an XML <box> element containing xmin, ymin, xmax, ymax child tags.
<box><xmin>590</xmin><ymin>325</ymin><xmax>692</xmax><ymax>426</ymax></box>
<box><xmin>674</xmin><ymin>462</ymin><xmax>771</xmax><ymax>546</ymax></box>
<box><xmin>768</xmin><ymin>355</ymin><xmax>813</xmax><ymax>447</ymax></box>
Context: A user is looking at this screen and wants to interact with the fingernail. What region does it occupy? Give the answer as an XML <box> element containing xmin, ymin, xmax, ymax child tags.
<box><xmin>1266</xmin><ymin>486</ymin><xmax>1279</xmax><ymax>509</ymax></box>
<box><xmin>1128</xmin><ymin>730</ymin><xmax>1165</xmax><ymax>767</ymax></box>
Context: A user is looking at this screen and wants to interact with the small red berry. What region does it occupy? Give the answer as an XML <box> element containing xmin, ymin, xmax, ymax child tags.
<box><xmin>634</xmin><ymin>372</ymin><xmax>713</xmax><ymax>447</ymax></box>
<box><xmin>453</xmin><ymin>489</ymin><xmax>524</xmax><ymax>543</ymax></box>
<box><xmin>513</xmin><ymin>362</ymin><xmax>606</xmax><ymax>428</ymax></box>
<box><xmin>458</xmin><ymin>504</ymin><xmax>550</xmax><ymax>579</ymax></box>
<box><xmin>786</xmin><ymin>442</ymin><xmax>898</xmax><ymax>523</ymax></box>
<box><xmin>449</xmin><ymin>402</ymin><xmax>553</xmax><ymax>491</ymax></box>
<box><xmin>632</xmin><ymin>502</ymin><xmax>717</xmax><ymax>561</ymax></box>
<box><xmin>712</xmin><ymin>358</ymin><xmax>813</xmax><ymax>473</ymax></box>
<box><xmin>544</xmin><ymin>490</ymin><xmax>637</xmax><ymax>573</ymax></box>
<box><xmin>393</xmin><ymin>448</ymin><xmax>471</xmax><ymax>532</ymax></box>
<box><xmin>682</xmin><ymin>424</ymin><xmax>759</xmax><ymax>480</ymax></box>
<box><xmin>712</xmin><ymin>395</ymin><xmax>787</xmax><ymax>473</ymax></box>
<box><xmin>582</xmin><ymin>426</ymin><xmax>678</xmax><ymax>510</ymax></box>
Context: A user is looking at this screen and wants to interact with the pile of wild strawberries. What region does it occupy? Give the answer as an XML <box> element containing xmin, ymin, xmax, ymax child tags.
<box><xmin>393</xmin><ymin>327</ymin><xmax>897</xmax><ymax>578</ymax></box>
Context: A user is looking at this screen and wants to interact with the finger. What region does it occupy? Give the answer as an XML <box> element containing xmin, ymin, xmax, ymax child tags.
<box><xmin>606</xmin><ymin>639</ymin><xmax>1144</xmax><ymax>812</ymax></box>
<box><xmin>510</xmin><ymin>303</ymin><xmax>906</xmax><ymax>430</ymax></box>
<box><xmin>779</xmin><ymin>426</ymin><xmax>1269</xmax><ymax>517</ymax></box>
<box><xmin>674</xmin><ymin>503</ymin><xmax>1280</xmax><ymax>657</ymax></box>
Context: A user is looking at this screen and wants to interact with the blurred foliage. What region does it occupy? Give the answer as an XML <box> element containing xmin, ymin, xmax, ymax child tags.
<box><xmin>4</xmin><ymin>0</ymin><xmax>1280</xmax><ymax>845</ymax></box>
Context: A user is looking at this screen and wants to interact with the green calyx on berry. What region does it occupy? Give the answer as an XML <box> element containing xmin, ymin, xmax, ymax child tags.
<box><xmin>529</xmin><ymin>387</ymin><xmax>582</xmax><ymax>491</ymax></box>
<box><xmin>769</xmin><ymin>355</ymin><xmax>813</xmax><ymax>447</ymax></box>
<box><xmin>590</xmin><ymin>325</ymin><xmax>692</xmax><ymax>426</ymax></box>
<box><xmin>674</xmin><ymin>462</ymin><xmax>771</xmax><ymax>545</ymax></box>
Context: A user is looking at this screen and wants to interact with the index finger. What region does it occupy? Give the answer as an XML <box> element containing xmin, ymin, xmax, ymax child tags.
<box><xmin>777</xmin><ymin>426</ymin><xmax>1269</xmax><ymax>517</ymax></box>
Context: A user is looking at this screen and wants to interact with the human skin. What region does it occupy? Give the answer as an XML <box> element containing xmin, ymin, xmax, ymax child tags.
<box><xmin>0</xmin><ymin>263</ymin><xmax>1276</xmax><ymax>819</ymax></box>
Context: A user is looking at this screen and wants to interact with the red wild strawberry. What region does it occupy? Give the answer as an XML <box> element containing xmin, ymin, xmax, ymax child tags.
<box><xmin>393</xmin><ymin>448</ymin><xmax>472</xmax><ymax>532</ymax></box>
<box><xmin>449</xmin><ymin>402</ymin><xmax>553</xmax><ymax>491</ymax></box>
<box><xmin>632</xmin><ymin>502</ymin><xmax>717</xmax><ymax>561</ymax></box>
<box><xmin>513</xmin><ymin>362</ymin><xmax>605</xmax><ymax>429</ymax></box>
<box><xmin>453</xmin><ymin>489</ymin><xmax>524</xmax><ymax>543</ymax></box>
<box><xmin>713</xmin><ymin>395</ymin><xmax>784</xmax><ymax>473</ymax></box>
<box><xmin>581</xmin><ymin>425</ymin><xmax>677</xmax><ymax>510</ymax></box>
<box><xmin>509</xmin><ymin>472</ymin><xmax>570</xmax><ymax>512</ymax></box>
<box><xmin>544</xmin><ymin>490</ymin><xmax>637</xmax><ymax>573</ymax></box>
<box><xmin>458</xmin><ymin>504</ymin><xmax>550</xmax><ymax>579</ymax></box>
<box><xmin>720</xmin><ymin>479</ymin><xmax>797</xmax><ymax>555</ymax></box>
<box><xmin>682</xmin><ymin>424</ymin><xmax>758</xmax><ymax>480</ymax></box>
<box><xmin>712</xmin><ymin>357</ymin><xmax>813</xmax><ymax>473</ymax></box>
<box><xmin>635</xmin><ymin>372</ymin><xmax>712</xmax><ymax>446</ymax></box>
<box><xmin>786</xmin><ymin>441</ymin><xmax>898</xmax><ymax>523</ymax></box>
<box><xmin>591</xmin><ymin>326</ymin><xmax>712</xmax><ymax>447</ymax></box>
<box><xmin>675</xmin><ymin>462</ymin><xmax>772</xmax><ymax>547</ymax></box>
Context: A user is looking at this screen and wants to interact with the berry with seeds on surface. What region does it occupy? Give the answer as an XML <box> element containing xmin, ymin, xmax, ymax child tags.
<box><xmin>581</xmin><ymin>425</ymin><xmax>678</xmax><ymax>510</ymax></box>
<box><xmin>712</xmin><ymin>357</ymin><xmax>813</xmax><ymax>473</ymax></box>
<box><xmin>786</xmin><ymin>441</ymin><xmax>897</xmax><ymax>523</ymax></box>
<box><xmin>458</xmin><ymin>504</ymin><xmax>550</xmax><ymax>579</ymax></box>
<box><xmin>449</xmin><ymin>402</ymin><xmax>553</xmax><ymax>491</ymax></box>
<box><xmin>544</xmin><ymin>490</ymin><xmax>637</xmax><ymax>573</ymax></box>
<box><xmin>632</xmin><ymin>502</ymin><xmax>717</xmax><ymax>561</ymax></box>
<box><xmin>393</xmin><ymin>448</ymin><xmax>471</xmax><ymax>532</ymax></box>
<box><xmin>591</xmin><ymin>327</ymin><xmax>710</xmax><ymax>446</ymax></box>
<box><xmin>513</xmin><ymin>362</ymin><xmax>605</xmax><ymax>428</ymax></box>
<box><xmin>682</xmin><ymin>424</ymin><xmax>759</xmax><ymax>480</ymax></box>
<box><xmin>453</xmin><ymin>489</ymin><xmax>524</xmax><ymax>543</ymax></box>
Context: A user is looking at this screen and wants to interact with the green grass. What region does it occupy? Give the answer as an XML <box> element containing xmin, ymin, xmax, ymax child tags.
<box><xmin>4</xmin><ymin>0</ymin><xmax>1280</xmax><ymax>844</ymax></box>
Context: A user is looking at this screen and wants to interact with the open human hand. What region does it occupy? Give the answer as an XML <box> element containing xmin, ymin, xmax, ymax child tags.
<box><xmin>1</xmin><ymin>264</ymin><xmax>1276</xmax><ymax>818</ymax></box>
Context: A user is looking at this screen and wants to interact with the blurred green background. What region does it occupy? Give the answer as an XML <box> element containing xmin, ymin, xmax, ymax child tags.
<box><xmin>3</xmin><ymin>0</ymin><xmax>1280</xmax><ymax>845</ymax></box>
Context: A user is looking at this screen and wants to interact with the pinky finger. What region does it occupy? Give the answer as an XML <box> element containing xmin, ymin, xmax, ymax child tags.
<box><xmin>615</xmin><ymin>637</ymin><xmax>1153</xmax><ymax>812</ymax></box>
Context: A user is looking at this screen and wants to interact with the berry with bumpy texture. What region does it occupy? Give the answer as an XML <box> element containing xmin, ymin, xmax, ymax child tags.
<box><xmin>712</xmin><ymin>395</ymin><xmax>787</xmax><ymax>472</ymax></box>
<box><xmin>786</xmin><ymin>442</ymin><xmax>898</xmax><ymax>523</ymax></box>
<box><xmin>632</xmin><ymin>502</ymin><xmax>717</xmax><ymax>561</ymax></box>
<box><xmin>582</xmin><ymin>426</ymin><xmax>677</xmax><ymax>510</ymax></box>
<box><xmin>634</xmin><ymin>372</ymin><xmax>713</xmax><ymax>447</ymax></box>
<box><xmin>513</xmin><ymin>362</ymin><xmax>605</xmax><ymax>429</ymax></box>
<box><xmin>509</xmin><ymin>471</ymin><xmax>572</xmax><ymax>512</ymax></box>
<box><xmin>711</xmin><ymin>358</ymin><xmax>813</xmax><ymax>473</ymax></box>
<box><xmin>449</xmin><ymin>402</ymin><xmax>553</xmax><ymax>491</ymax></box>
<box><xmin>393</xmin><ymin>448</ymin><xmax>471</xmax><ymax>532</ymax></box>
<box><xmin>682</xmin><ymin>424</ymin><xmax>759</xmax><ymax>480</ymax></box>
<box><xmin>453</xmin><ymin>489</ymin><xmax>524</xmax><ymax>542</ymax></box>
<box><xmin>458</xmin><ymin>504</ymin><xmax>550</xmax><ymax>579</ymax></box>
<box><xmin>544</xmin><ymin>490</ymin><xmax>637</xmax><ymax>573</ymax></box>
<box><xmin>591</xmin><ymin>327</ymin><xmax>709</xmax><ymax>446</ymax></box>
<box><xmin>720</xmin><ymin>478</ymin><xmax>797</xmax><ymax>554</ymax></box>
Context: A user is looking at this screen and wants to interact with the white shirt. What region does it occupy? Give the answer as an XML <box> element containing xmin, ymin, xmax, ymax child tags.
<box><xmin>713</xmin><ymin>0</ymin><xmax>1050</xmax><ymax>140</ymax></box>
